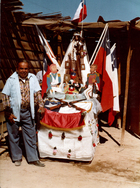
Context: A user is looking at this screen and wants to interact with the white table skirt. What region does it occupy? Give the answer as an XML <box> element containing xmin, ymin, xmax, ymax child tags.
<box><xmin>38</xmin><ymin>101</ymin><xmax>100</xmax><ymax>161</ymax></box>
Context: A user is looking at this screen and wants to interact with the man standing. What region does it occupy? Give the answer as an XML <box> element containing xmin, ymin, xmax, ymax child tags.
<box><xmin>2</xmin><ymin>61</ymin><xmax>45</xmax><ymax>167</ymax></box>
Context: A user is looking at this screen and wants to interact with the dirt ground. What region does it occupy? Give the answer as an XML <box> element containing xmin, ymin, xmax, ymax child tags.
<box><xmin>0</xmin><ymin>126</ymin><xmax>140</xmax><ymax>188</ymax></box>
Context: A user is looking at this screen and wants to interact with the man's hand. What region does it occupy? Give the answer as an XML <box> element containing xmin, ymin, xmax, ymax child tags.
<box><xmin>8</xmin><ymin>114</ymin><xmax>17</xmax><ymax>124</ymax></box>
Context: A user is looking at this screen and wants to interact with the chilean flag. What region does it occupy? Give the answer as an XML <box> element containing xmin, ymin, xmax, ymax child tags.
<box><xmin>92</xmin><ymin>25</ymin><xmax>113</xmax><ymax>113</ymax></box>
<box><xmin>72</xmin><ymin>0</ymin><xmax>87</xmax><ymax>23</ymax></box>
<box><xmin>108</xmin><ymin>44</ymin><xmax>120</xmax><ymax>125</ymax></box>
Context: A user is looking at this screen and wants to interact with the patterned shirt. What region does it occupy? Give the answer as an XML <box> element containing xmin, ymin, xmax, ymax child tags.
<box><xmin>19</xmin><ymin>77</ymin><xmax>30</xmax><ymax>107</ymax></box>
<box><xmin>2</xmin><ymin>76</ymin><xmax>44</xmax><ymax>109</ymax></box>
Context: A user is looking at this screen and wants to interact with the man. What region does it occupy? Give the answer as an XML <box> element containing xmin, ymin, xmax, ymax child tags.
<box><xmin>2</xmin><ymin>61</ymin><xmax>45</xmax><ymax>167</ymax></box>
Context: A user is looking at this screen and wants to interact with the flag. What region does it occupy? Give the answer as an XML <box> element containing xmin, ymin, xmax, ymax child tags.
<box><xmin>92</xmin><ymin>24</ymin><xmax>113</xmax><ymax>113</ymax></box>
<box><xmin>35</xmin><ymin>25</ymin><xmax>60</xmax><ymax>97</ymax></box>
<box><xmin>35</xmin><ymin>25</ymin><xmax>60</xmax><ymax>69</ymax></box>
<box><xmin>108</xmin><ymin>44</ymin><xmax>120</xmax><ymax>125</ymax></box>
<box><xmin>72</xmin><ymin>0</ymin><xmax>87</xmax><ymax>23</ymax></box>
<box><xmin>111</xmin><ymin>43</ymin><xmax>120</xmax><ymax>112</ymax></box>
<box><xmin>43</xmin><ymin>56</ymin><xmax>47</xmax><ymax>75</ymax></box>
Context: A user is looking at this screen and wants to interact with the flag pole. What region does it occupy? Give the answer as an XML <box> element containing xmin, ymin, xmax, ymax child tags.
<box><xmin>81</xmin><ymin>0</ymin><xmax>84</xmax><ymax>37</ymax></box>
<box><xmin>89</xmin><ymin>24</ymin><xmax>108</xmax><ymax>65</ymax></box>
<box><xmin>120</xmin><ymin>46</ymin><xmax>133</xmax><ymax>145</ymax></box>
<box><xmin>110</xmin><ymin>43</ymin><xmax>116</xmax><ymax>53</ymax></box>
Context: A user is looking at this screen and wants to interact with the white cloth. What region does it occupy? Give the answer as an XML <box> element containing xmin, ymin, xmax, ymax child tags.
<box><xmin>50</xmin><ymin>73</ymin><xmax>62</xmax><ymax>93</ymax></box>
<box><xmin>50</xmin><ymin>73</ymin><xmax>59</xmax><ymax>86</ymax></box>
<box><xmin>36</xmin><ymin>70</ymin><xmax>43</xmax><ymax>83</ymax></box>
<box><xmin>38</xmin><ymin>101</ymin><xmax>99</xmax><ymax>161</ymax></box>
<box><xmin>84</xmin><ymin>85</ymin><xmax>98</xmax><ymax>99</ymax></box>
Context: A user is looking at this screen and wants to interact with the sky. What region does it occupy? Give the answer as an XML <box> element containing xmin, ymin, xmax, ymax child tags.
<box><xmin>21</xmin><ymin>0</ymin><xmax>140</xmax><ymax>22</ymax></box>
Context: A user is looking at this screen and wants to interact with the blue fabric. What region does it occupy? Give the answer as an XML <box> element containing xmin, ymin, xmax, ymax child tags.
<box><xmin>2</xmin><ymin>72</ymin><xmax>41</xmax><ymax>121</ymax></box>
<box><xmin>6</xmin><ymin>108</ymin><xmax>39</xmax><ymax>162</ymax></box>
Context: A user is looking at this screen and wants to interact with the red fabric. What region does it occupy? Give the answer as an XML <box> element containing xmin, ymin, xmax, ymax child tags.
<box><xmin>79</xmin><ymin>3</ymin><xmax>87</xmax><ymax>22</ymax></box>
<box><xmin>93</xmin><ymin>29</ymin><xmax>113</xmax><ymax>113</ymax></box>
<box><xmin>108</xmin><ymin>108</ymin><xmax>117</xmax><ymax>126</ymax></box>
<box><xmin>41</xmin><ymin>108</ymin><xmax>85</xmax><ymax>129</ymax></box>
<box><xmin>92</xmin><ymin>27</ymin><xmax>115</xmax><ymax>125</ymax></box>
<box><xmin>41</xmin><ymin>65</ymin><xmax>51</xmax><ymax>98</ymax></box>
<box><xmin>94</xmin><ymin>48</ymin><xmax>113</xmax><ymax>112</ymax></box>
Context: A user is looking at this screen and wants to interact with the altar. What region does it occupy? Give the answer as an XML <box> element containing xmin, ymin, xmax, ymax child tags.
<box><xmin>38</xmin><ymin>98</ymin><xmax>101</xmax><ymax>161</ymax></box>
<box><xmin>37</xmin><ymin>30</ymin><xmax>102</xmax><ymax>161</ymax></box>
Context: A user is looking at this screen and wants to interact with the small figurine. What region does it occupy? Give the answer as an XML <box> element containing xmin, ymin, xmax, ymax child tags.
<box><xmin>84</xmin><ymin>64</ymin><xmax>100</xmax><ymax>99</ymax></box>
<box><xmin>63</xmin><ymin>79</ymin><xmax>79</xmax><ymax>94</ymax></box>
<box><xmin>47</xmin><ymin>64</ymin><xmax>61</xmax><ymax>93</ymax></box>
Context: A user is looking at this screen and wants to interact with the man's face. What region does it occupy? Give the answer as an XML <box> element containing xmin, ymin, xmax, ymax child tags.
<box><xmin>17</xmin><ymin>62</ymin><xmax>29</xmax><ymax>78</ymax></box>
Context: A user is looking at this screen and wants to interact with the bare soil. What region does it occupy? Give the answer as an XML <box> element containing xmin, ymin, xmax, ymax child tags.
<box><xmin>0</xmin><ymin>127</ymin><xmax>140</xmax><ymax>188</ymax></box>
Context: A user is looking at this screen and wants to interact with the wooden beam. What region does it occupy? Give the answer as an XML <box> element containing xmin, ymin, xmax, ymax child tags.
<box><xmin>121</xmin><ymin>46</ymin><xmax>133</xmax><ymax>145</ymax></box>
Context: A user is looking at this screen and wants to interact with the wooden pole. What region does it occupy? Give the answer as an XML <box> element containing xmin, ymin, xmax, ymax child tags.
<box><xmin>57</xmin><ymin>34</ymin><xmax>62</xmax><ymax>66</ymax></box>
<box><xmin>120</xmin><ymin>46</ymin><xmax>133</xmax><ymax>145</ymax></box>
<box><xmin>116</xmin><ymin>37</ymin><xmax>121</xmax><ymax>129</ymax></box>
<box><xmin>89</xmin><ymin>24</ymin><xmax>108</xmax><ymax>65</ymax></box>
<box><xmin>81</xmin><ymin>0</ymin><xmax>84</xmax><ymax>36</ymax></box>
<box><xmin>117</xmin><ymin>59</ymin><xmax>121</xmax><ymax>129</ymax></box>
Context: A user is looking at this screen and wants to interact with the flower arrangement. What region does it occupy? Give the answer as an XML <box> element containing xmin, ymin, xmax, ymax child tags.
<box><xmin>67</xmin><ymin>149</ymin><xmax>71</xmax><ymax>158</ymax></box>
<box><xmin>48</xmin><ymin>131</ymin><xmax>53</xmax><ymax>139</ymax></box>
<box><xmin>78</xmin><ymin>135</ymin><xmax>82</xmax><ymax>141</ymax></box>
<box><xmin>88</xmin><ymin>120</ymin><xmax>91</xmax><ymax>127</ymax></box>
<box><xmin>96</xmin><ymin>123</ymin><xmax>99</xmax><ymax>127</ymax></box>
<box><xmin>61</xmin><ymin>132</ymin><xmax>65</xmax><ymax>140</ymax></box>
<box><xmin>90</xmin><ymin>130</ymin><xmax>93</xmax><ymax>135</ymax></box>
<box><xmin>53</xmin><ymin>147</ymin><xmax>57</xmax><ymax>155</ymax></box>
<box><xmin>93</xmin><ymin>143</ymin><xmax>96</xmax><ymax>147</ymax></box>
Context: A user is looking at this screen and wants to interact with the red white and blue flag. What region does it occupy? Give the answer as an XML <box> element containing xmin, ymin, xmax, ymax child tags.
<box><xmin>108</xmin><ymin>43</ymin><xmax>120</xmax><ymax>125</ymax></box>
<box><xmin>91</xmin><ymin>24</ymin><xmax>120</xmax><ymax>125</ymax></box>
<box><xmin>92</xmin><ymin>25</ymin><xmax>113</xmax><ymax>113</ymax></box>
<box><xmin>72</xmin><ymin>0</ymin><xmax>87</xmax><ymax>23</ymax></box>
<box><xmin>110</xmin><ymin>43</ymin><xmax>120</xmax><ymax>112</ymax></box>
<box><xmin>35</xmin><ymin>25</ymin><xmax>59</xmax><ymax>67</ymax></box>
